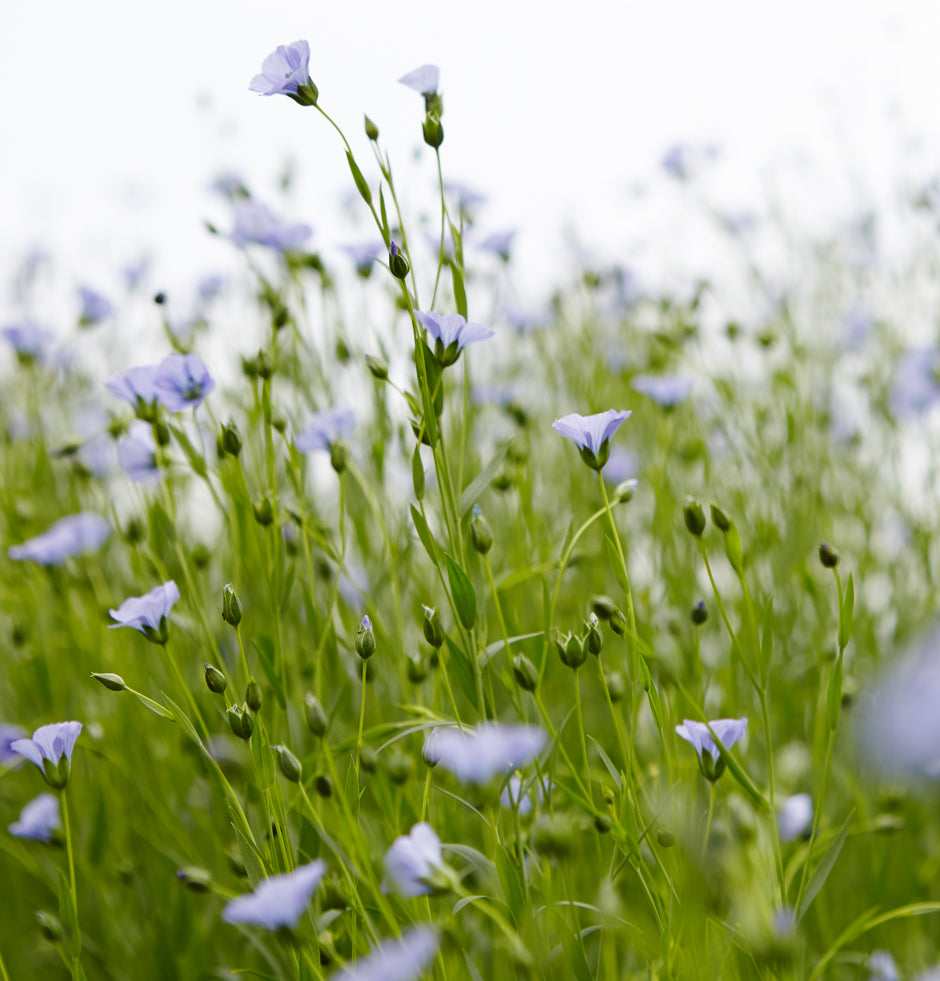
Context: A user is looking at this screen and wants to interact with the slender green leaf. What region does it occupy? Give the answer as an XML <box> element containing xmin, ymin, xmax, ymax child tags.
<box><xmin>797</xmin><ymin>810</ymin><xmax>853</xmax><ymax>922</ymax></box>
<box><xmin>839</xmin><ymin>573</ymin><xmax>855</xmax><ymax>652</ymax></box>
<box><xmin>460</xmin><ymin>445</ymin><xmax>508</xmax><ymax>516</ymax></box>
<box><xmin>445</xmin><ymin>553</ymin><xmax>477</xmax><ymax>630</ymax></box>
<box><xmin>410</xmin><ymin>504</ymin><xmax>437</xmax><ymax>562</ymax></box>
<box><xmin>444</xmin><ymin>635</ymin><xmax>478</xmax><ymax>710</ymax></box>
<box><xmin>412</xmin><ymin>443</ymin><xmax>425</xmax><ymax>501</ymax></box>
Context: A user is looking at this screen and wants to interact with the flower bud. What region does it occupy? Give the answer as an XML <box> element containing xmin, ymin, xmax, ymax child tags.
<box><xmin>683</xmin><ymin>497</ymin><xmax>706</xmax><ymax>537</ymax></box>
<box><xmin>176</xmin><ymin>866</ymin><xmax>212</xmax><ymax>893</ymax></box>
<box><xmin>656</xmin><ymin>828</ymin><xmax>676</xmax><ymax>848</ymax></box>
<box><xmin>591</xmin><ymin>596</ymin><xmax>617</xmax><ymax>621</ymax></box>
<box><xmin>364</xmin><ymin>115</ymin><xmax>380</xmax><ymax>141</ymax></box>
<box><xmin>555</xmin><ymin>630</ymin><xmax>586</xmax><ymax>670</ymax></box>
<box><xmin>594</xmin><ymin>813</ymin><xmax>612</xmax><ymax>834</ymax></box>
<box><xmin>246</xmin><ymin>678</ymin><xmax>262</xmax><ymax>713</ymax></box>
<box><xmin>330</xmin><ymin>440</ymin><xmax>349</xmax><ymax>474</ymax></box>
<box><xmin>36</xmin><ymin>911</ymin><xmax>63</xmax><ymax>943</ymax></box>
<box><xmin>422</xmin><ymin>606</ymin><xmax>444</xmax><ymax>649</ymax></box>
<box><xmin>356</xmin><ymin>615</ymin><xmax>376</xmax><ymax>660</ymax></box>
<box><xmin>359</xmin><ymin>745</ymin><xmax>378</xmax><ymax>773</ymax></box>
<box><xmin>387</xmin><ymin>753</ymin><xmax>413</xmax><ymax>785</ymax></box>
<box><xmin>192</xmin><ymin>544</ymin><xmax>211</xmax><ymax>569</ymax></box>
<box><xmin>389</xmin><ymin>241</ymin><xmax>410</xmax><ymax>280</ymax></box>
<box><xmin>710</xmin><ymin>504</ymin><xmax>732</xmax><ymax>533</ymax></box>
<box><xmin>304</xmin><ymin>693</ymin><xmax>328</xmax><ymax>737</ymax></box>
<box><xmin>227</xmin><ymin>704</ymin><xmax>254</xmax><ymax>741</ymax></box>
<box><xmin>691</xmin><ymin>600</ymin><xmax>708</xmax><ymax>626</ymax></box>
<box><xmin>365</xmin><ymin>354</ymin><xmax>389</xmax><ymax>381</ymax></box>
<box><xmin>584</xmin><ymin>612</ymin><xmax>603</xmax><ymax>656</ymax></box>
<box><xmin>609</xmin><ymin>608</ymin><xmax>627</xmax><ymax>636</ymax></box>
<box><xmin>606</xmin><ymin>670</ymin><xmax>626</xmax><ymax>702</ymax></box>
<box><xmin>315</xmin><ymin>774</ymin><xmax>334</xmax><ymax>798</ymax></box>
<box><xmin>614</xmin><ymin>478</ymin><xmax>638</xmax><ymax>503</ymax></box>
<box><xmin>512</xmin><ymin>654</ymin><xmax>539</xmax><ymax>692</ymax></box>
<box><xmin>222</xmin><ymin>584</ymin><xmax>242</xmax><ymax>627</ymax></box>
<box><xmin>92</xmin><ymin>671</ymin><xmax>127</xmax><ymax>692</ymax></box>
<box><xmin>422</xmin><ymin>116</ymin><xmax>444</xmax><ymax>148</ymax></box>
<box><xmin>204</xmin><ymin>663</ymin><xmax>227</xmax><ymax>695</ymax></box>
<box><xmin>253</xmin><ymin>495</ymin><xmax>274</xmax><ymax>527</ymax></box>
<box><xmin>153</xmin><ymin>418</ymin><xmax>171</xmax><ymax>447</ymax></box>
<box><xmin>255</xmin><ymin>349</ymin><xmax>274</xmax><ymax>380</ymax></box>
<box><xmin>275</xmin><ymin>744</ymin><xmax>302</xmax><ymax>783</ymax></box>
<box><xmin>220</xmin><ymin>419</ymin><xmax>242</xmax><ymax>457</ymax></box>
<box><xmin>470</xmin><ymin>506</ymin><xmax>493</xmax><ymax>554</ymax></box>
<box><xmin>818</xmin><ymin>541</ymin><xmax>840</xmax><ymax>569</ymax></box>
<box><xmin>406</xmin><ymin>653</ymin><xmax>428</xmax><ymax>684</ymax></box>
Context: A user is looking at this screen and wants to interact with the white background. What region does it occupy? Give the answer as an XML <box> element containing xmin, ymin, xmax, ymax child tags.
<box><xmin>2</xmin><ymin>0</ymin><xmax>938</xmax><ymax>313</ymax></box>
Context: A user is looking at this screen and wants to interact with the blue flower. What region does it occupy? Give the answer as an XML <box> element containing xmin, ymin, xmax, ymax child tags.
<box><xmin>2</xmin><ymin>322</ymin><xmax>54</xmax><ymax>362</ymax></box>
<box><xmin>223</xmin><ymin>859</ymin><xmax>326</xmax><ymax>930</ymax></box>
<box><xmin>78</xmin><ymin>286</ymin><xmax>114</xmax><ymax>326</ymax></box>
<box><xmin>0</xmin><ymin>725</ymin><xmax>27</xmax><ymax>767</ymax></box>
<box><xmin>340</xmin><ymin>241</ymin><xmax>384</xmax><ymax>276</ymax></box>
<box><xmin>295</xmin><ymin>407</ymin><xmax>355</xmax><ymax>453</ymax></box>
<box><xmin>675</xmin><ymin>717</ymin><xmax>748</xmax><ymax>781</ymax></box>
<box><xmin>891</xmin><ymin>347</ymin><xmax>940</xmax><ymax>418</ymax></box>
<box><xmin>477</xmin><ymin>230</ymin><xmax>515</xmax><ymax>260</ymax></box>
<box><xmin>423</xmin><ymin>723</ymin><xmax>546</xmax><ymax>784</ymax></box>
<box><xmin>446</xmin><ymin>181</ymin><xmax>487</xmax><ymax>213</ymax></box>
<box><xmin>153</xmin><ymin>354</ymin><xmax>215</xmax><ymax>412</ymax></box>
<box><xmin>552</xmin><ymin>409</ymin><xmax>632</xmax><ymax>470</ymax></box>
<box><xmin>631</xmin><ymin>374</ymin><xmax>694</xmax><ymax>407</ymax></box>
<box><xmin>415</xmin><ymin>310</ymin><xmax>494</xmax><ymax>367</ymax></box>
<box><xmin>9</xmin><ymin>793</ymin><xmax>60</xmax><ymax>842</ymax></box>
<box><xmin>230</xmin><ymin>201</ymin><xmax>313</xmax><ymax>253</ymax></box>
<box><xmin>500</xmin><ymin>775</ymin><xmax>550</xmax><ymax>815</ymax></box>
<box><xmin>383</xmin><ymin>822</ymin><xmax>442</xmax><ymax>898</ymax></box>
<box><xmin>117</xmin><ymin>421</ymin><xmax>159</xmax><ymax>483</ymax></box>
<box><xmin>109</xmin><ymin>581</ymin><xmax>180</xmax><ymax>645</ymax></box>
<box><xmin>105</xmin><ymin>365</ymin><xmax>160</xmax><ymax>413</ymax></box>
<box><xmin>250</xmin><ymin>41</ymin><xmax>318</xmax><ymax>105</ymax></box>
<box><xmin>8</xmin><ymin>513</ymin><xmax>110</xmax><ymax>565</ymax></box>
<box><xmin>398</xmin><ymin>65</ymin><xmax>440</xmax><ymax>96</ymax></box>
<box><xmin>777</xmin><ymin>793</ymin><xmax>813</xmax><ymax>843</ymax></box>
<box><xmin>10</xmin><ymin>722</ymin><xmax>82</xmax><ymax>789</ymax></box>
<box><xmin>330</xmin><ymin>925</ymin><xmax>439</xmax><ymax>981</ymax></box>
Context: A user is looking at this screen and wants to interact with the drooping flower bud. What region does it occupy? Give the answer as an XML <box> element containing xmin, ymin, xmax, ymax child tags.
<box><xmin>614</xmin><ymin>479</ymin><xmax>638</xmax><ymax>503</ymax></box>
<box><xmin>204</xmin><ymin>663</ymin><xmax>227</xmax><ymax>694</ymax></box>
<box><xmin>512</xmin><ymin>654</ymin><xmax>538</xmax><ymax>692</ymax></box>
<box><xmin>710</xmin><ymin>504</ymin><xmax>731</xmax><ymax>533</ymax></box>
<box><xmin>222</xmin><ymin>584</ymin><xmax>242</xmax><ymax>627</ymax></box>
<box><xmin>365</xmin><ymin>354</ymin><xmax>389</xmax><ymax>380</ymax></box>
<box><xmin>275</xmin><ymin>744</ymin><xmax>302</xmax><ymax>783</ymax></box>
<box><xmin>176</xmin><ymin>866</ymin><xmax>212</xmax><ymax>893</ymax></box>
<box><xmin>246</xmin><ymin>679</ymin><xmax>262</xmax><ymax>713</ymax></box>
<box><xmin>422</xmin><ymin>606</ymin><xmax>444</xmax><ymax>649</ymax></box>
<box><xmin>610</xmin><ymin>608</ymin><xmax>627</xmax><ymax>636</ymax></box>
<box><xmin>304</xmin><ymin>693</ymin><xmax>328</xmax><ymax>737</ymax></box>
<box><xmin>92</xmin><ymin>672</ymin><xmax>127</xmax><ymax>692</ymax></box>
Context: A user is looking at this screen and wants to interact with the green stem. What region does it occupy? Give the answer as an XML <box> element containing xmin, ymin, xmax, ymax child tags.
<box><xmin>61</xmin><ymin>789</ymin><xmax>82</xmax><ymax>981</ymax></box>
<box><xmin>357</xmin><ymin>659</ymin><xmax>367</xmax><ymax>778</ymax></box>
<box><xmin>794</xmin><ymin>727</ymin><xmax>836</xmax><ymax>914</ymax></box>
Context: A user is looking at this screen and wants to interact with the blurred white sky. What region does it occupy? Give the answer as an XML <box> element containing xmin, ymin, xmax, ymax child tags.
<box><xmin>2</xmin><ymin>0</ymin><xmax>939</xmax><ymax>315</ymax></box>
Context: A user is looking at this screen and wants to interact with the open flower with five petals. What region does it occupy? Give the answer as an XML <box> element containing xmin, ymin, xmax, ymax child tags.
<box><xmin>552</xmin><ymin>409</ymin><xmax>632</xmax><ymax>470</ymax></box>
<box><xmin>10</xmin><ymin>722</ymin><xmax>83</xmax><ymax>790</ymax></box>
<box><xmin>415</xmin><ymin>310</ymin><xmax>494</xmax><ymax>367</ymax></box>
